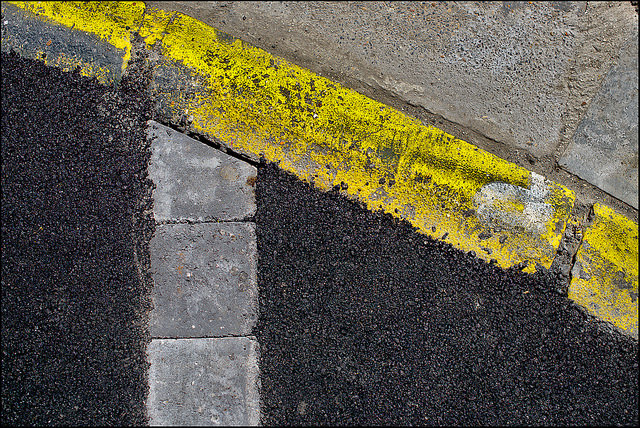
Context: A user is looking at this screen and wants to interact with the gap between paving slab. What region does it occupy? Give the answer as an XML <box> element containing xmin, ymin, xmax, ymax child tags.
<box><xmin>1</xmin><ymin>1</ymin><xmax>636</xmax><ymax>337</ymax></box>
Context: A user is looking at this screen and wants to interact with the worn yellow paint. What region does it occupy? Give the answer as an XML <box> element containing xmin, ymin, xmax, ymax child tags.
<box><xmin>138</xmin><ymin>5</ymin><xmax>174</xmax><ymax>48</ymax></box>
<box><xmin>569</xmin><ymin>204</ymin><xmax>639</xmax><ymax>339</ymax></box>
<box><xmin>11</xmin><ymin>1</ymin><xmax>144</xmax><ymax>72</ymax></box>
<box><xmin>9</xmin><ymin>2</ymin><xmax>576</xmax><ymax>273</ymax></box>
<box><xmin>141</xmin><ymin>8</ymin><xmax>574</xmax><ymax>272</ymax></box>
<box><xmin>1</xmin><ymin>32</ymin><xmax>115</xmax><ymax>83</ymax></box>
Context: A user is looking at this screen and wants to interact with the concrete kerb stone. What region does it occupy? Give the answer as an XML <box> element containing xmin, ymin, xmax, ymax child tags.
<box><xmin>0</xmin><ymin>0</ymin><xmax>636</xmax><ymax>361</ymax></box>
<box><xmin>144</xmin><ymin>1</ymin><xmax>638</xmax><ymax>217</ymax></box>
<box><xmin>560</xmin><ymin>22</ymin><xmax>639</xmax><ymax>209</ymax></box>
<box><xmin>568</xmin><ymin>204</ymin><xmax>639</xmax><ymax>339</ymax></box>
<box><xmin>146</xmin><ymin>1</ymin><xmax>633</xmax><ymax>160</ymax></box>
<box><xmin>149</xmin><ymin>222</ymin><xmax>258</xmax><ymax>339</ymax></box>
<box><xmin>148</xmin><ymin>4</ymin><xmax>575</xmax><ymax>275</ymax></box>
<box><xmin>147</xmin><ymin>121</ymin><xmax>257</xmax><ymax>223</ymax></box>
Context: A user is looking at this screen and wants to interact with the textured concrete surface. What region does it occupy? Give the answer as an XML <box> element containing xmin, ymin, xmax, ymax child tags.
<box><xmin>147</xmin><ymin>120</ymin><xmax>257</xmax><ymax>223</ymax></box>
<box><xmin>146</xmin><ymin>119</ymin><xmax>260</xmax><ymax>423</ymax></box>
<box><xmin>560</xmin><ymin>25</ymin><xmax>639</xmax><ymax>209</ymax></box>
<box><xmin>147</xmin><ymin>337</ymin><xmax>260</xmax><ymax>426</ymax></box>
<box><xmin>146</xmin><ymin>1</ymin><xmax>638</xmax><ymax>212</ymax></box>
<box><xmin>149</xmin><ymin>222</ymin><xmax>257</xmax><ymax>338</ymax></box>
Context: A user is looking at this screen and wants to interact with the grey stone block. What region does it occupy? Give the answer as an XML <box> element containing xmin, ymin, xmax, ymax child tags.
<box><xmin>147</xmin><ymin>121</ymin><xmax>257</xmax><ymax>222</ymax></box>
<box><xmin>149</xmin><ymin>223</ymin><xmax>257</xmax><ymax>338</ymax></box>
<box><xmin>560</xmin><ymin>27</ymin><xmax>639</xmax><ymax>209</ymax></box>
<box><xmin>147</xmin><ymin>337</ymin><xmax>260</xmax><ymax>426</ymax></box>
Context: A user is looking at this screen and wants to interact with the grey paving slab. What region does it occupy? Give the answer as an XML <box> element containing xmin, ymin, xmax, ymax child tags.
<box><xmin>147</xmin><ymin>337</ymin><xmax>260</xmax><ymax>426</ymax></box>
<box><xmin>560</xmin><ymin>27</ymin><xmax>639</xmax><ymax>209</ymax></box>
<box><xmin>147</xmin><ymin>120</ymin><xmax>257</xmax><ymax>222</ymax></box>
<box><xmin>149</xmin><ymin>222</ymin><xmax>257</xmax><ymax>338</ymax></box>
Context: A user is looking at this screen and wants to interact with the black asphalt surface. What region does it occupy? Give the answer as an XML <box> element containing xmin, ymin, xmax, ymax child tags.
<box><xmin>1</xmin><ymin>51</ymin><xmax>154</xmax><ymax>425</ymax></box>
<box><xmin>2</xmin><ymin>45</ymin><xmax>639</xmax><ymax>427</ymax></box>
<box><xmin>255</xmin><ymin>162</ymin><xmax>639</xmax><ymax>426</ymax></box>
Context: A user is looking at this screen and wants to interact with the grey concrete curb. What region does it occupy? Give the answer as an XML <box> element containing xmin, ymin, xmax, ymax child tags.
<box><xmin>146</xmin><ymin>1</ymin><xmax>638</xmax><ymax>215</ymax></box>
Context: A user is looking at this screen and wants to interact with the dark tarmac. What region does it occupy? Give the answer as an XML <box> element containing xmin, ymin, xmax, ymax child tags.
<box><xmin>255</xmin><ymin>162</ymin><xmax>639</xmax><ymax>426</ymax></box>
<box><xmin>1</xmin><ymin>51</ymin><xmax>154</xmax><ymax>425</ymax></box>
<box><xmin>2</xmin><ymin>49</ymin><xmax>638</xmax><ymax>427</ymax></box>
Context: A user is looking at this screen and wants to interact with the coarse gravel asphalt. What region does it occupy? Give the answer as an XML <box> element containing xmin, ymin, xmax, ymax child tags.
<box><xmin>255</xmin><ymin>162</ymin><xmax>639</xmax><ymax>426</ymax></box>
<box><xmin>2</xmin><ymin>47</ymin><xmax>638</xmax><ymax>427</ymax></box>
<box><xmin>1</xmin><ymin>51</ymin><xmax>154</xmax><ymax>425</ymax></box>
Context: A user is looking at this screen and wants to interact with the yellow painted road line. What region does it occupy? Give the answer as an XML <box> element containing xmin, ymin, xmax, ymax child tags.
<box><xmin>142</xmin><ymin>5</ymin><xmax>576</xmax><ymax>274</ymax></box>
<box><xmin>569</xmin><ymin>204</ymin><xmax>639</xmax><ymax>339</ymax></box>
<box><xmin>3</xmin><ymin>1</ymin><xmax>574</xmax><ymax>274</ymax></box>
<box><xmin>4</xmin><ymin>0</ymin><xmax>638</xmax><ymax>337</ymax></box>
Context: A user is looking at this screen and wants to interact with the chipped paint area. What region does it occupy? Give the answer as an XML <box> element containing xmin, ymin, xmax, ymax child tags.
<box><xmin>2</xmin><ymin>1</ymin><xmax>139</xmax><ymax>84</ymax></box>
<box><xmin>11</xmin><ymin>1</ymin><xmax>143</xmax><ymax>71</ymax></box>
<box><xmin>569</xmin><ymin>204</ymin><xmax>639</xmax><ymax>339</ymax></box>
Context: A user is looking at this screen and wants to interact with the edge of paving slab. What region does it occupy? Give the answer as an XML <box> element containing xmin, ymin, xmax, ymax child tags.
<box><xmin>1</xmin><ymin>2</ymin><xmax>635</xmax><ymax>339</ymax></box>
